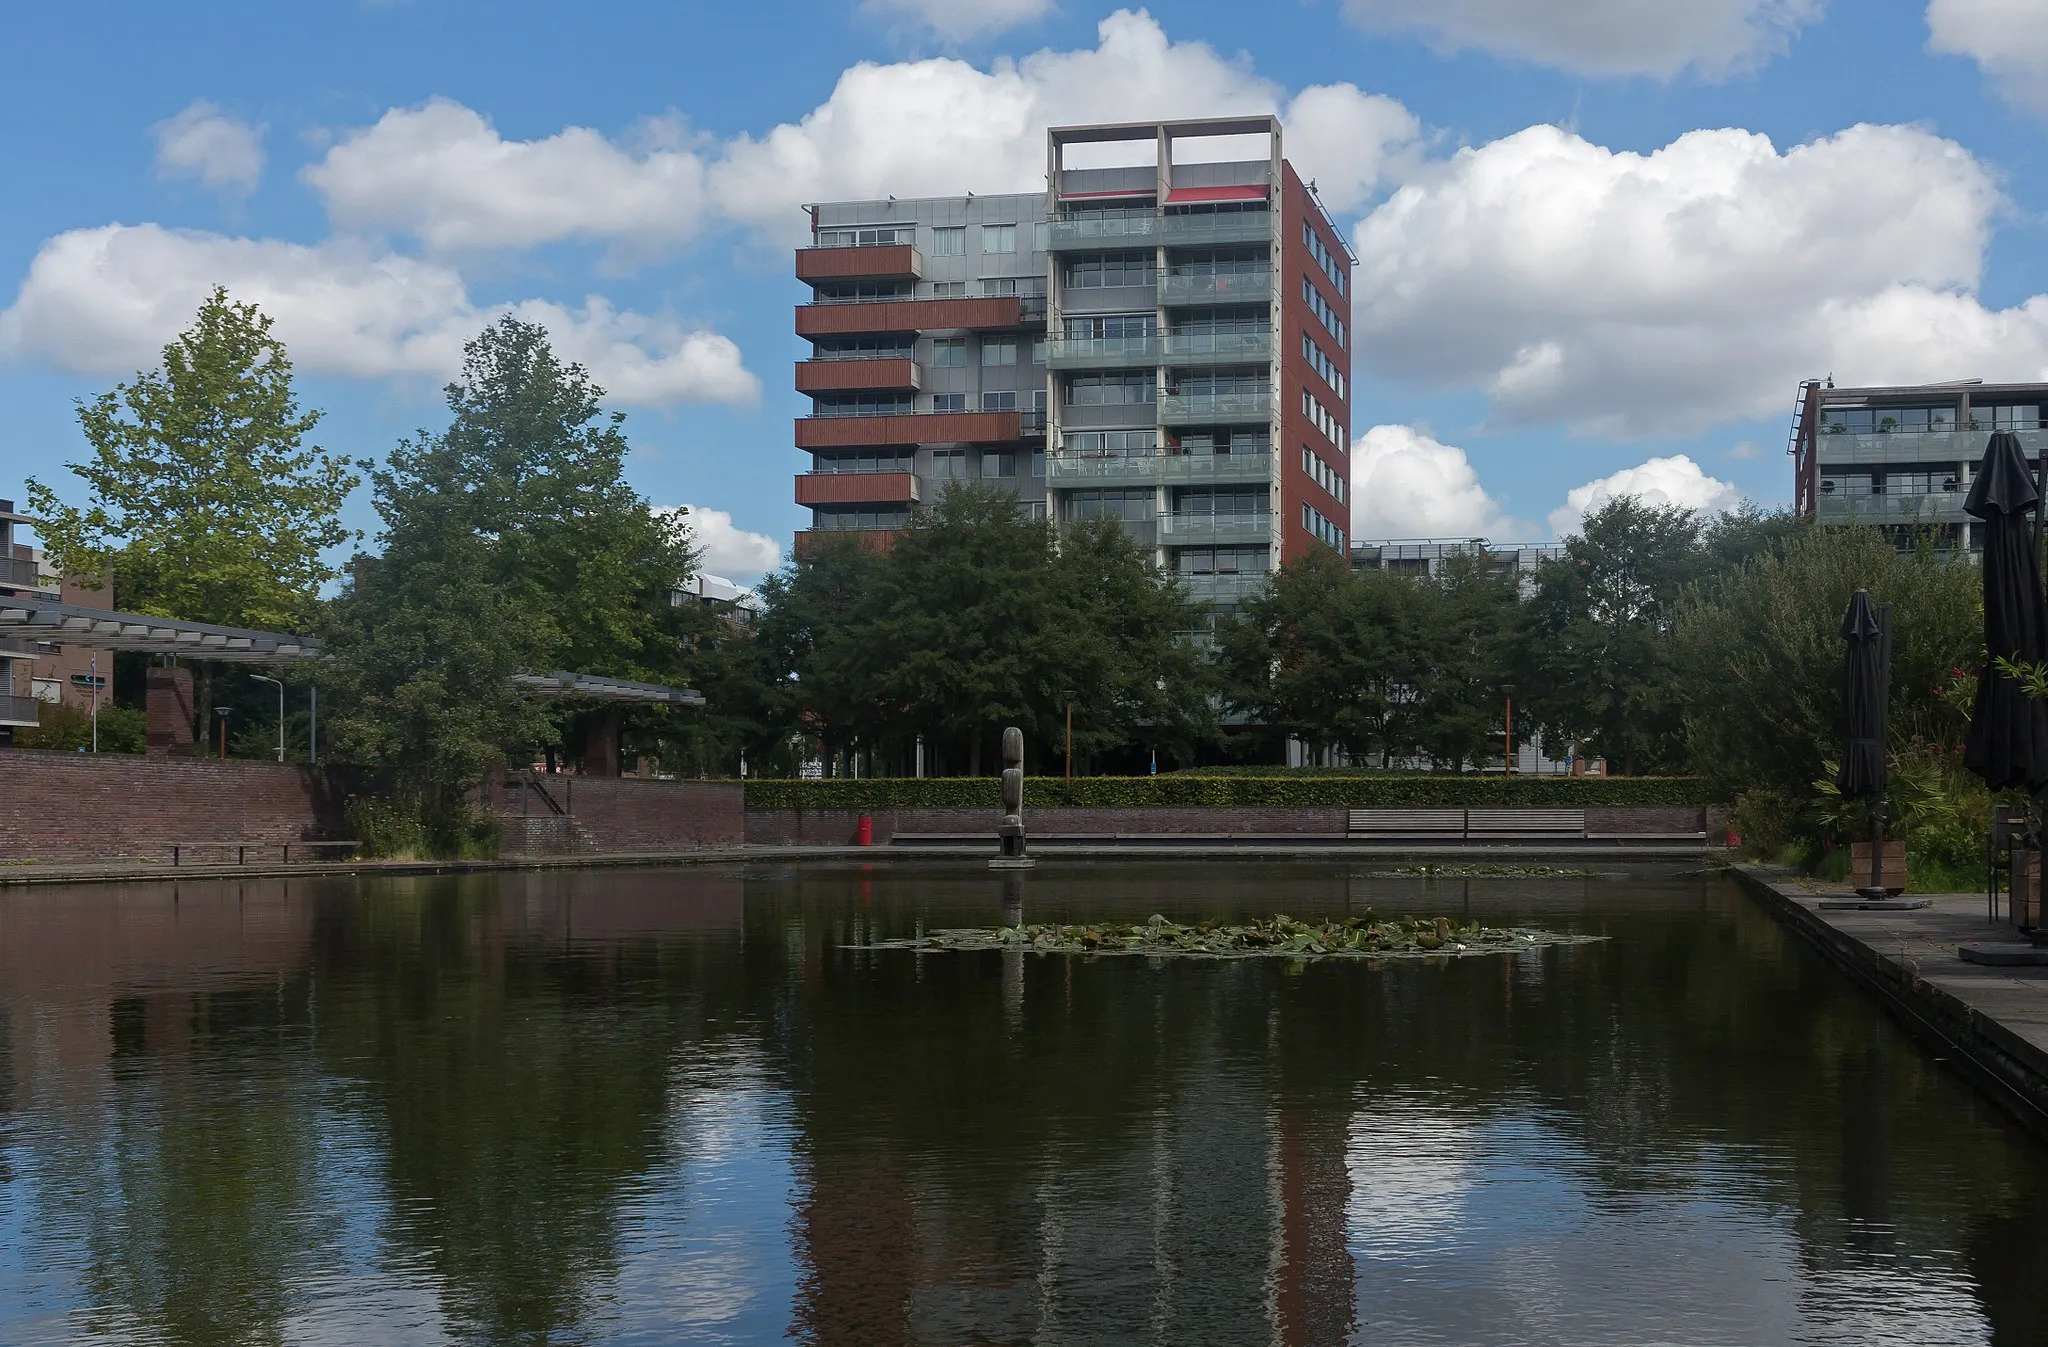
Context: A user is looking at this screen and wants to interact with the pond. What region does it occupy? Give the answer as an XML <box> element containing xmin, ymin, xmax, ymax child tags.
<box><xmin>1</xmin><ymin>860</ymin><xmax>2045</xmax><ymax>1345</ymax></box>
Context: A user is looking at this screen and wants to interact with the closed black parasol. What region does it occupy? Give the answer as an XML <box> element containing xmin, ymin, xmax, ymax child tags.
<box><xmin>1963</xmin><ymin>430</ymin><xmax>2048</xmax><ymax>793</ymax></box>
<box><xmin>1836</xmin><ymin>589</ymin><xmax>1890</xmax><ymax>803</ymax></box>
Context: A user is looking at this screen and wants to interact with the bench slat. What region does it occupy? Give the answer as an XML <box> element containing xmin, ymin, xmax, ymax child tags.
<box><xmin>1348</xmin><ymin>809</ymin><xmax>1466</xmax><ymax>833</ymax></box>
<box><xmin>1466</xmin><ymin>808</ymin><xmax>1584</xmax><ymax>834</ymax></box>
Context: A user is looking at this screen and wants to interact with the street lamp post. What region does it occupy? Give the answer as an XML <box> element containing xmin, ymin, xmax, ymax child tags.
<box><xmin>251</xmin><ymin>675</ymin><xmax>285</xmax><ymax>763</ymax></box>
<box><xmin>1062</xmin><ymin>689</ymin><xmax>1076</xmax><ymax>791</ymax></box>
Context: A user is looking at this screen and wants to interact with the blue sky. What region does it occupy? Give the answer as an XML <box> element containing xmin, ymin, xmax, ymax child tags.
<box><xmin>2</xmin><ymin>0</ymin><xmax>2046</xmax><ymax>580</ymax></box>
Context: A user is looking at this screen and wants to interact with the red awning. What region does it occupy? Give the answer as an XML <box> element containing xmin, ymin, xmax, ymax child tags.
<box><xmin>1164</xmin><ymin>184</ymin><xmax>1268</xmax><ymax>204</ymax></box>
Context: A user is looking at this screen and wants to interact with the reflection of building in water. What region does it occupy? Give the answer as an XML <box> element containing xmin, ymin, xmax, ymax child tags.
<box><xmin>781</xmin><ymin>948</ymin><xmax>1359</xmax><ymax>1346</ymax></box>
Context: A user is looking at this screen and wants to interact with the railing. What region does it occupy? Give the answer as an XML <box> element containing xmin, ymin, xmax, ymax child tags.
<box><xmin>1047</xmin><ymin>454</ymin><xmax>1163</xmax><ymax>486</ymax></box>
<box><xmin>807</xmin><ymin>403</ymin><xmax>914</xmax><ymax>419</ymax></box>
<box><xmin>1163</xmin><ymin>330</ymin><xmax>1272</xmax><ymax>364</ymax></box>
<box><xmin>1159</xmin><ymin>511</ymin><xmax>1274</xmax><ymax>542</ymax></box>
<box><xmin>1816</xmin><ymin>494</ymin><xmax>1969</xmax><ymax>522</ymax></box>
<box><xmin>1019</xmin><ymin>408</ymin><xmax>1048</xmax><ymax>434</ymax></box>
<box><xmin>1158</xmin><ymin>391</ymin><xmax>1271</xmax><ymax>424</ymax></box>
<box><xmin>1048</xmin><ymin>212</ymin><xmax>1160</xmax><ymax>248</ymax></box>
<box><xmin>807</xmin><ymin>347</ymin><xmax>914</xmax><ymax>362</ymax></box>
<box><xmin>1048</xmin><ymin>450</ymin><xmax>1272</xmax><ymax>487</ymax></box>
<box><xmin>0</xmin><ymin>693</ymin><xmax>41</xmax><ymax>727</ymax></box>
<box><xmin>1160</xmin><ymin>211</ymin><xmax>1272</xmax><ymax>246</ymax></box>
<box><xmin>1814</xmin><ymin>427</ymin><xmax>2048</xmax><ymax>466</ymax></box>
<box><xmin>1160</xmin><ymin>270</ymin><xmax>1271</xmax><ymax>305</ymax></box>
<box><xmin>1177</xmin><ymin>572</ymin><xmax>1269</xmax><ymax>604</ymax></box>
<box><xmin>1046</xmin><ymin>336</ymin><xmax>1162</xmax><ymax>369</ymax></box>
<box><xmin>1160</xmin><ymin>451</ymin><xmax>1272</xmax><ymax>485</ymax></box>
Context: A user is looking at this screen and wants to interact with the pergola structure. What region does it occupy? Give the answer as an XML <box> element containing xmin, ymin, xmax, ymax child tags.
<box><xmin>0</xmin><ymin>596</ymin><xmax>704</xmax><ymax>767</ymax></box>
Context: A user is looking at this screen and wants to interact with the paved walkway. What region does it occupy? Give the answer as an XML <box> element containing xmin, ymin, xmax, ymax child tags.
<box><xmin>1735</xmin><ymin>865</ymin><xmax>2048</xmax><ymax>1135</ymax></box>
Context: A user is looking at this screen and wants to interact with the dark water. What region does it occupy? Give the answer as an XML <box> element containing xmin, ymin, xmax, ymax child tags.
<box><xmin>1</xmin><ymin>861</ymin><xmax>2046</xmax><ymax>1346</ymax></box>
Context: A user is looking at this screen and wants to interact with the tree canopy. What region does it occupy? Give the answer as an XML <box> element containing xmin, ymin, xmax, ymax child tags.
<box><xmin>27</xmin><ymin>286</ymin><xmax>357</xmax><ymax>630</ymax></box>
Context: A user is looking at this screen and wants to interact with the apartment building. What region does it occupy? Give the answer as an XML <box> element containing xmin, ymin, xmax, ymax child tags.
<box><xmin>0</xmin><ymin>500</ymin><xmax>107</xmax><ymax>740</ymax></box>
<box><xmin>791</xmin><ymin>116</ymin><xmax>1354</xmax><ymax>609</ymax></box>
<box><xmin>1790</xmin><ymin>378</ymin><xmax>2048</xmax><ymax>547</ymax></box>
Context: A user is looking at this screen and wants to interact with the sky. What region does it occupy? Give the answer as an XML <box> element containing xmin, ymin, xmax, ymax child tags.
<box><xmin>2</xmin><ymin>0</ymin><xmax>2047</xmax><ymax>583</ymax></box>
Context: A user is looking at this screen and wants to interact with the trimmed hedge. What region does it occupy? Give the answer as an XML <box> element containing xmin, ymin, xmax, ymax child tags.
<box><xmin>743</xmin><ymin>775</ymin><xmax>1703</xmax><ymax>810</ymax></box>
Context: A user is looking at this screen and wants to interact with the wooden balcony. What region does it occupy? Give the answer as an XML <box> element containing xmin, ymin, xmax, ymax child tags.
<box><xmin>795</xmin><ymin>472</ymin><xmax>920</xmax><ymax>507</ymax></box>
<box><xmin>796</xmin><ymin>243</ymin><xmax>922</xmax><ymax>284</ymax></box>
<box><xmin>795</xmin><ymin>295</ymin><xmax>1031</xmax><ymax>338</ymax></box>
<box><xmin>794</xmin><ymin>358</ymin><xmax>921</xmax><ymax>395</ymax></box>
<box><xmin>793</xmin><ymin>529</ymin><xmax>900</xmax><ymax>559</ymax></box>
<box><xmin>795</xmin><ymin>409</ymin><xmax>1021</xmax><ymax>448</ymax></box>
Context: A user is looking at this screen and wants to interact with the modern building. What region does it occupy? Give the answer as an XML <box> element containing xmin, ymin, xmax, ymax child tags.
<box><xmin>1350</xmin><ymin>538</ymin><xmax>1568</xmax><ymax>585</ymax></box>
<box><xmin>0</xmin><ymin>499</ymin><xmax>112</xmax><ymax>740</ymax></box>
<box><xmin>791</xmin><ymin>116</ymin><xmax>1354</xmax><ymax>611</ymax></box>
<box><xmin>1790</xmin><ymin>378</ymin><xmax>2048</xmax><ymax>547</ymax></box>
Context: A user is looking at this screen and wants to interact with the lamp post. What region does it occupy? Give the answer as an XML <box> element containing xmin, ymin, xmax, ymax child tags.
<box><xmin>251</xmin><ymin>675</ymin><xmax>284</xmax><ymax>762</ymax></box>
<box><xmin>214</xmin><ymin>706</ymin><xmax>231</xmax><ymax>760</ymax></box>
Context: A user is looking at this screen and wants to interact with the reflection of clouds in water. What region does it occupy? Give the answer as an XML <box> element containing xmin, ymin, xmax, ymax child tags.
<box><xmin>1344</xmin><ymin>1098</ymin><xmax>1993</xmax><ymax>1346</ymax></box>
<box><xmin>605</xmin><ymin>1050</ymin><xmax>802</xmax><ymax>1343</ymax></box>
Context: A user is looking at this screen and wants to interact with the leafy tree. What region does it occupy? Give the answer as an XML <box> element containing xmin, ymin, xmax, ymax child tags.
<box><xmin>27</xmin><ymin>286</ymin><xmax>357</xmax><ymax>630</ymax></box>
<box><xmin>1673</xmin><ymin>524</ymin><xmax>1980</xmax><ymax>842</ymax></box>
<box><xmin>323</xmin><ymin>318</ymin><xmax>695</xmax><ymax>814</ymax></box>
<box><xmin>1220</xmin><ymin>548</ymin><xmax>1423</xmax><ymax>765</ymax></box>
<box><xmin>1522</xmin><ymin>497</ymin><xmax>1705</xmax><ymax>775</ymax></box>
<box><xmin>1411</xmin><ymin>550</ymin><xmax>1523</xmax><ymax>770</ymax></box>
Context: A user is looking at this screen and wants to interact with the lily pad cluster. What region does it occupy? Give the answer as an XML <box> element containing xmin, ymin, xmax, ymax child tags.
<box><xmin>863</xmin><ymin>913</ymin><xmax>1601</xmax><ymax>960</ymax></box>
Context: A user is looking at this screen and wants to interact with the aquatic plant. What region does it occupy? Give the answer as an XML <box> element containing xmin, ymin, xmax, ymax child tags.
<box><xmin>861</xmin><ymin>912</ymin><xmax>1601</xmax><ymax>960</ymax></box>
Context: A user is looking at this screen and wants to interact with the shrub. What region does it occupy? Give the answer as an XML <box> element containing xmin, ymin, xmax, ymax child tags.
<box><xmin>13</xmin><ymin>700</ymin><xmax>147</xmax><ymax>753</ymax></box>
<box><xmin>345</xmin><ymin>796</ymin><xmax>499</xmax><ymax>860</ymax></box>
<box><xmin>742</xmin><ymin>775</ymin><xmax>1703</xmax><ymax>811</ymax></box>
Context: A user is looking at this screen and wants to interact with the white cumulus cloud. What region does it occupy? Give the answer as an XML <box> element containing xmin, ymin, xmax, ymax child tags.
<box><xmin>860</xmin><ymin>0</ymin><xmax>1053</xmax><ymax>42</ymax></box>
<box><xmin>1548</xmin><ymin>455</ymin><xmax>1742</xmax><ymax>537</ymax></box>
<box><xmin>301</xmin><ymin>12</ymin><xmax>1418</xmax><ymax>250</ymax></box>
<box><xmin>0</xmin><ymin>223</ymin><xmax>758</xmax><ymax>408</ymax></box>
<box><xmin>153</xmin><ymin>100</ymin><xmax>265</xmax><ymax>195</ymax></box>
<box><xmin>1348</xmin><ymin>121</ymin><xmax>2034</xmax><ymax>436</ymax></box>
<box><xmin>674</xmin><ymin>506</ymin><xmax>782</xmax><ymax>582</ymax></box>
<box><xmin>1343</xmin><ymin>0</ymin><xmax>1824</xmax><ymax>80</ymax></box>
<box><xmin>1928</xmin><ymin>0</ymin><xmax>2048</xmax><ymax>114</ymax></box>
<box><xmin>303</xmin><ymin>99</ymin><xmax>710</xmax><ymax>253</ymax></box>
<box><xmin>1350</xmin><ymin>424</ymin><xmax>1523</xmax><ymax>540</ymax></box>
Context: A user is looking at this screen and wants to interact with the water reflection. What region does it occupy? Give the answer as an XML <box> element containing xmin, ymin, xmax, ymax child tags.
<box><xmin>0</xmin><ymin>862</ymin><xmax>2043</xmax><ymax>1344</ymax></box>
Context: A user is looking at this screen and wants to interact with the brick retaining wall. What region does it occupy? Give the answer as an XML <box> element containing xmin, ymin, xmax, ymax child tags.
<box><xmin>0</xmin><ymin>749</ymin><xmax>346</xmax><ymax>862</ymax></box>
<box><xmin>547</xmin><ymin>777</ymin><xmax>745</xmax><ymax>852</ymax></box>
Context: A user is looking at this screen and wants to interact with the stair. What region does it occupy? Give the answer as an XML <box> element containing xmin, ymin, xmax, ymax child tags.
<box><xmin>500</xmin><ymin>814</ymin><xmax>601</xmax><ymax>857</ymax></box>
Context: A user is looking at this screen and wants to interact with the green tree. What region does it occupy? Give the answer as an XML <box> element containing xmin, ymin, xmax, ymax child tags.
<box><xmin>1412</xmin><ymin>550</ymin><xmax>1523</xmax><ymax>770</ymax></box>
<box><xmin>323</xmin><ymin>318</ymin><xmax>696</xmax><ymax>814</ymax></box>
<box><xmin>1522</xmin><ymin>497</ymin><xmax>1705</xmax><ymax>775</ymax></box>
<box><xmin>27</xmin><ymin>286</ymin><xmax>357</xmax><ymax>630</ymax></box>
<box><xmin>1673</xmin><ymin>524</ymin><xmax>1980</xmax><ymax>840</ymax></box>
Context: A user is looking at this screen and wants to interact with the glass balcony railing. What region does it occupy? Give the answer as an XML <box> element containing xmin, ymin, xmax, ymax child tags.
<box><xmin>1159</xmin><ymin>511</ymin><xmax>1274</xmax><ymax>543</ymax></box>
<box><xmin>1163</xmin><ymin>330</ymin><xmax>1272</xmax><ymax>364</ymax></box>
<box><xmin>0</xmin><ymin>693</ymin><xmax>41</xmax><ymax>727</ymax></box>
<box><xmin>1048</xmin><ymin>450</ymin><xmax>1274</xmax><ymax>487</ymax></box>
<box><xmin>1047</xmin><ymin>454</ymin><xmax>1162</xmax><ymax>486</ymax></box>
<box><xmin>1158</xmin><ymin>391</ymin><xmax>1271</xmax><ymax>424</ymax></box>
<box><xmin>1815</xmin><ymin>493</ymin><xmax>1968</xmax><ymax>521</ymax></box>
<box><xmin>1814</xmin><ymin>427</ymin><xmax>2048</xmax><ymax>466</ymax></box>
<box><xmin>1159</xmin><ymin>270</ymin><xmax>1272</xmax><ymax>305</ymax></box>
<box><xmin>1177</xmin><ymin>572</ymin><xmax>1269</xmax><ymax>605</ymax></box>
<box><xmin>1045</xmin><ymin>336</ymin><xmax>1163</xmax><ymax>369</ymax></box>
<box><xmin>1159</xmin><ymin>451</ymin><xmax>1273</xmax><ymax>485</ymax></box>
<box><xmin>1160</xmin><ymin>212</ymin><xmax>1272</xmax><ymax>246</ymax></box>
<box><xmin>1048</xmin><ymin>213</ymin><xmax>1160</xmax><ymax>249</ymax></box>
<box><xmin>0</xmin><ymin>557</ymin><xmax>50</xmax><ymax>589</ymax></box>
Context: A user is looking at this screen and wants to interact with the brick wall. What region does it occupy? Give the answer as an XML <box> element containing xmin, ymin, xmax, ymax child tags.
<box><xmin>0</xmin><ymin>749</ymin><xmax>345</xmax><ymax>862</ymax></box>
<box><xmin>478</xmin><ymin>773</ymin><xmax>745</xmax><ymax>853</ymax></box>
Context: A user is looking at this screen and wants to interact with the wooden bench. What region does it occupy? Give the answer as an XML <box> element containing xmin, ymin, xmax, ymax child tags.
<box><xmin>1464</xmin><ymin>808</ymin><xmax>1585</xmax><ymax>838</ymax></box>
<box><xmin>1348</xmin><ymin>809</ymin><xmax>1468</xmax><ymax>835</ymax></box>
<box><xmin>171</xmin><ymin>840</ymin><xmax>363</xmax><ymax>866</ymax></box>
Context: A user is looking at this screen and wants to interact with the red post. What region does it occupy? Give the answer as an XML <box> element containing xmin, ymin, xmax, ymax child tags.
<box><xmin>856</xmin><ymin>815</ymin><xmax>873</xmax><ymax>847</ymax></box>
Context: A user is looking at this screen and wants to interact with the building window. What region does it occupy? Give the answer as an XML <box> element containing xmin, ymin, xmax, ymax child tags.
<box><xmin>930</xmin><ymin>450</ymin><xmax>970</xmax><ymax>478</ymax></box>
<box><xmin>1068</xmin><ymin>489</ymin><xmax>1156</xmax><ymax>522</ymax></box>
<box><xmin>932</xmin><ymin>226</ymin><xmax>966</xmax><ymax>255</ymax></box>
<box><xmin>1031</xmin><ymin>450</ymin><xmax>1046</xmax><ymax>478</ymax></box>
<box><xmin>1177</xmin><ymin>486</ymin><xmax>1266</xmax><ymax>517</ymax></box>
<box><xmin>982</xmin><ymin>391</ymin><xmax>1019</xmax><ymax>411</ymax></box>
<box><xmin>1031</xmin><ymin>338</ymin><xmax>1047</xmax><ymax>364</ymax></box>
<box><xmin>932</xmin><ymin>281</ymin><xmax>967</xmax><ymax>298</ymax></box>
<box><xmin>1066</xmin><ymin>372</ymin><xmax>1156</xmax><ymax>405</ymax></box>
<box><xmin>814</xmin><ymin>393</ymin><xmax>913</xmax><ymax>417</ymax></box>
<box><xmin>931</xmin><ymin>337</ymin><xmax>967</xmax><ymax>367</ymax></box>
<box><xmin>1022</xmin><ymin>499</ymin><xmax>1047</xmax><ymax>521</ymax></box>
<box><xmin>1301</xmin><ymin>278</ymin><xmax>1345</xmax><ymax>349</ymax></box>
<box><xmin>1177</xmin><ymin>545</ymin><xmax>1269</xmax><ymax>575</ymax></box>
<box><xmin>815</xmin><ymin>225</ymin><xmax>911</xmax><ymax>247</ymax></box>
<box><xmin>1301</xmin><ymin>502</ymin><xmax>1345</xmax><ymax>550</ymax></box>
<box><xmin>982</xmin><ymin>224</ymin><xmax>1017</xmax><ymax>253</ymax></box>
<box><xmin>980</xmin><ymin>452</ymin><xmax>1017</xmax><ymax>479</ymax></box>
<box><xmin>813</xmin><ymin>505</ymin><xmax>910</xmax><ymax>530</ymax></box>
<box><xmin>815</xmin><ymin>450</ymin><xmax>914</xmax><ymax>474</ymax></box>
<box><xmin>813</xmin><ymin>335</ymin><xmax>913</xmax><ymax>360</ymax></box>
<box><xmin>1068</xmin><ymin>429</ymin><xmax>1157</xmax><ymax>457</ymax></box>
<box><xmin>1064</xmin><ymin>253</ymin><xmax>1156</xmax><ymax>288</ymax></box>
<box><xmin>1301</xmin><ymin>333</ymin><xmax>1345</xmax><ymax>400</ymax></box>
<box><xmin>981</xmin><ymin>339</ymin><xmax>1018</xmax><ymax>366</ymax></box>
<box><xmin>814</xmin><ymin>281</ymin><xmax>911</xmax><ymax>302</ymax></box>
<box><xmin>932</xmin><ymin>393</ymin><xmax>967</xmax><ymax>411</ymax></box>
<box><xmin>1065</xmin><ymin>313</ymin><xmax>1156</xmax><ymax>340</ymax></box>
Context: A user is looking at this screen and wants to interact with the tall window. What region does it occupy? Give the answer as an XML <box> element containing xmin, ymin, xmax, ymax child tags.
<box><xmin>930</xmin><ymin>449</ymin><xmax>970</xmax><ymax>478</ymax></box>
<box><xmin>931</xmin><ymin>337</ymin><xmax>967</xmax><ymax>367</ymax></box>
<box><xmin>932</xmin><ymin>226</ymin><xmax>965</xmax><ymax>255</ymax></box>
<box><xmin>1065</xmin><ymin>313</ymin><xmax>1155</xmax><ymax>340</ymax></box>
<box><xmin>1065</xmin><ymin>253</ymin><xmax>1155</xmax><ymax>288</ymax></box>
<box><xmin>981</xmin><ymin>339</ymin><xmax>1018</xmax><ymax>366</ymax></box>
<box><xmin>931</xmin><ymin>393</ymin><xmax>966</xmax><ymax>411</ymax></box>
<box><xmin>982</xmin><ymin>224</ymin><xmax>1017</xmax><ymax>253</ymax></box>
<box><xmin>932</xmin><ymin>281</ymin><xmax>966</xmax><ymax>298</ymax></box>
<box><xmin>1066</xmin><ymin>373</ymin><xmax>1156</xmax><ymax>405</ymax></box>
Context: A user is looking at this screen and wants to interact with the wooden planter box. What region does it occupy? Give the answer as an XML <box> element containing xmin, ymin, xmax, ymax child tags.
<box><xmin>2013</xmin><ymin>847</ymin><xmax>2040</xmax><ymax>930</ymax></box>
<box><xmin>1847</xmin><ymin>840</ymin><xmax>1909</xmax><ymax>895</ymax></box>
